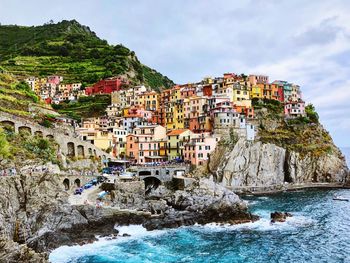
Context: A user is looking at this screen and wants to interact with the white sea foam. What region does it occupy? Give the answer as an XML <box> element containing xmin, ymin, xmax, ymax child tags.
<box><xmin>199</xmin><ymin>212</ymin><xmax>315</xmax><ymax>232</ymax></box>
<box><xmin>257</xmin><ymin>196</ymin><xmax>269</xmax><ymax>200</ymax></box>
<box><xmin>49</xmin><ymin>225</ymin><xmax>167</xmax><ymax>263</ymax></box>
<box><xmin>50</xmin><ymin>214</ymin><xmax>315</xmax><ymax>262</ymax></box>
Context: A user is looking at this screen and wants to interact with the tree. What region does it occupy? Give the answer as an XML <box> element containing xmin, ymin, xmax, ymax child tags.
<box><xmin>305</xmin><ymin>104</ymin><xmax>319</xmax><ymax>123</ymax></box>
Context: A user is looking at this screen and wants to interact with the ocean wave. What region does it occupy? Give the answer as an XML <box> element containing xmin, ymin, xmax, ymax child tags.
<box><xmin>49</xmin><ymin>225</ymin><xmax>167</xmax><ymax>263</ymax></box>
<box><xmin>198</xmin><ymin>214</ymin><xmax>315</xmax><ymax>232</ymax></box>
<box><xmin>50</xmin><ymin>215</ymin><xmax>315</xmax><ymax>262</ymax></box>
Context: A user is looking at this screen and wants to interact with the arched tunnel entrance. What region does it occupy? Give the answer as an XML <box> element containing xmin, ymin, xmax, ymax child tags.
<box><xmin>74</xmin><ymin>178</ymin><xmax>81</xmax><ymax>188</ymax></box>
<box><xmin>0</xmin><ymin>120</ymin><xmax>15</xmax><ymax>132</ymax></box>
<box><xmin>67</xmin><ymin>142</ymin><xmax>75</xmax><ymax>157</ymax></box>
<box><xmin>143</xmin><ymin>176</ymin><xmax>161</xmax><ymax>195</ymax></box>
<box><xmin>139</xmin><ymin>170</ymin><xmax>152</xmax><ymax>176</ymax></box>
<box><xmin>18</xmin><ymin>126</ymin><xmax>32</xmax><ymax>135</ymax></box>
<box><xmin>63</xmin><ymin>178</ymin><xmax>70</xmax><ymax>190</ymax></box>
<box><xmin>34</xmin><ymin>131</ymin><xmax>43</xmax><ymax>137</ymax></box>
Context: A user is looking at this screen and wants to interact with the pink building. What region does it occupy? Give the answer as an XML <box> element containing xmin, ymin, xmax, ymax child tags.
<box><xmin>284</xmin><ymin>100</ymin><xmax>306</xmax><ymax>117</ymax></box>
<box><xmin>127</xmin><ymin>107</ymin><xmax>153</xmax><ymax>122</ymax></box>
<box><xmin>184</xmin><ymin>133</ymin><xmax>220</xmax><ymax>166</ymax></box>
<box><xmin>47</xmin><ymin>75</ymin><xmax>62</xmax><ymax>86</ymax></box>
<box><xmin>126</xmin><ymin>125</ymin><xmax>167</xmax><ymax>164</ymax></box>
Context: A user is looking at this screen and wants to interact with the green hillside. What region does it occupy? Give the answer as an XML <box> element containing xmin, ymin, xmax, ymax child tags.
<box><xmin>0</xmin><ymin>68</ymin><xmax>40</xmax><ymax>116</ymax></box>
<box><xmin>0</xmin><ymin>20</ymin><xmax>174</xmax><ymax>89</ymax></box>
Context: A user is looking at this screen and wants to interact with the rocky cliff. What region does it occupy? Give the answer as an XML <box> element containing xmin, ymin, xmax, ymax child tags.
<box><xmin>0</xmin><ymin>168</ymin><xmax>255</xmax><ymax>261</ymax></box>
<box><xmin>210</xmin><ymin>138</ymin><xmax>348</xmax><ymax>193</ymax></box>
<box><xmin>207</xmin><ymin>102</ymin><xmax>349</xmax><ymax>192</ymax></box>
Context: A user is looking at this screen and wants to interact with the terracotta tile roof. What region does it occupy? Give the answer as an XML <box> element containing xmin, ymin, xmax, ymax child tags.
<box><xmin>167</xmin><ymin>129</ymin><xmax>188</xmax><ymax>136</ymax></box>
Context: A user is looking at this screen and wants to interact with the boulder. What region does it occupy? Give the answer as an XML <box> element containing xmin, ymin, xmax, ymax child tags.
<box><xmin>270</xmin><ymin>211</ymin><xmax>292</xmax><ymax>223</ymax></box>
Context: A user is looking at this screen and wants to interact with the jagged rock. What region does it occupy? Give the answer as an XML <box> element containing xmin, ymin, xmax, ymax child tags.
<box><xmin>143</xmin><ymin>178</ymin><xmax>258</xmax><ymax>230</ymax></box>
<box><xmin>215</xmin><ymin>139</ymin><xmax>348</xmax><ymax>191</ymax></box>
<box><xmin>0</xmin><ymin>172</ymin><xmax>257</xmax><ymax>255</ymax></box>
<box><xmin>0</xmin><ymin>237</ymin><xmax>48</xmax><ymax>263</ymax></box>
<box><xmin>270</xmin><ymin>212</ymin><xmax>292</xmax><ymax>223</ymax></box>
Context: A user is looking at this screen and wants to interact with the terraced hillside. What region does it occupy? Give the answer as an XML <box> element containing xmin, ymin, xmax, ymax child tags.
<box><xmin>0</xmin><ymin>68</ymin><xmax>41</xmax><ymax>116</ymax></box>
<box><xmin>0</xmin><ymin>20</ymin><xmax>174</xmax><ymax>89</ymax></box>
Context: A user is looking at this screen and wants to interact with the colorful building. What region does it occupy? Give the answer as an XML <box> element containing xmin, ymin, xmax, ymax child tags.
<box><xmin>126</xmin><ymin>125</ymin><xmax>167</xmax><ymax>164</ymax></box>
<box><xmin>167</xmin><ymin>129</ymin><xmax>193</xmax><ymax>160</ymax></box>
<box><xmin>284</xmin><ymin>100</ymin><xmax>306</xmax><ymax>117</ymax></box>
<box><xmin>85</xmin><ymin>77</ymin><xmax>128</xmax><ymax>95</ymax></box>
<box><xmin>184</xmin><ymin>133</ymin><xmax>220</xmax><ymax>166</ymax></box>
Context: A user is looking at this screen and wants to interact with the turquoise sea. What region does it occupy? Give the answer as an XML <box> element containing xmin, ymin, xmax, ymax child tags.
<box><xmin>50</xmin><ymin>188</ymin><xmax>350</xmax><ymax>263</ymax></box>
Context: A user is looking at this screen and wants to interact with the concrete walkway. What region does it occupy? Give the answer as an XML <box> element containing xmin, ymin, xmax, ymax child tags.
<box><xmin>68</xmin><ymin>185</ymin><xmax>101</xmax><ymax>205</ymax></box>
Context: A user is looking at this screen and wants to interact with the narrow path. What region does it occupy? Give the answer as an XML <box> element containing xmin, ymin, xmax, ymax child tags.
<box><xmin>68</xmin><ymin>185</ymin><xmax>101</xmax><ymax>205</ymax></box>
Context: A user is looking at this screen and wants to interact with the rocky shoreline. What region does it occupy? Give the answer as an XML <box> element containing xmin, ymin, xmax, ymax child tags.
<box><xmin>0</xmin><ymin>174</ymin><xmax>258</xmax><ymax>262</ymax></box>
<box><xmin>0</xmin><ymin>135</ymin><xmax>348</xmax><ymax>262</ymax></box>
<box><xmin>232</xmin><ymin>182</ymin><xmax>348</xmax><ymax>195</ymax></box>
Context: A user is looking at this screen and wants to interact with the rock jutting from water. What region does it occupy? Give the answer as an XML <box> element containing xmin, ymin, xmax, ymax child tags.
<box><xmin>270</xmin><ymin>212</ymin><xmax>293</xmax><ymax>223</ymax></box>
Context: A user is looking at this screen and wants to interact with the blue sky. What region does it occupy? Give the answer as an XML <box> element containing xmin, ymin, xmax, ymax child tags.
<box><xmin>1</xmin><ymin>0</ymin><xmax>349</xmax><ymax>147</ymax></box>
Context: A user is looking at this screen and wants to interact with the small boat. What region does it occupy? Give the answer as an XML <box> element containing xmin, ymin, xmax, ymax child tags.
<box><xmin>333</xmin><ymin>196</ymin><xmax>349</xmax><ymax>202</ymax></box>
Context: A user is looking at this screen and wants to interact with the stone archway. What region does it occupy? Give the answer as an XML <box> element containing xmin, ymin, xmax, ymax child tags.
<box><xmin>34</xmin><ymin>130</ymin><xmax>43</xmax><ymax>137</ymax></box>
<box><xmin>67</xmin><ymin>142</ymin><xmax>75</xmax><ymax>157</ymax></box>
<box><xmin>139</xmin><ymin>170</ymin><xmax>152</xmax><ymax>176</ymax></box>
<box><xmin>63</xmin><ymin>178</ymin><xmax>70</xmax><ymax>190</ymax></box>
<box><xmin>77</xmin><ymin>145</ymin><xmax>84</xmax><ymax>157</ymax></box>
<box><xmin>74</xmin><ymin>178</ymin><xmax>81</xmax><ymax>187</ymax></box>
<box><xmin>18</xmin><ymin>126</ymin><xmax>32</xmax><ymax>135</ymax></box>
<box><xmin>46</xmin><ymin>134</ymin><xmax>54</xmax><ymax>140</ymax></box>
<box><xmin>0</xmin><ymin>120</ymin><xmax>15</xmax><ymax>132</ymax></box>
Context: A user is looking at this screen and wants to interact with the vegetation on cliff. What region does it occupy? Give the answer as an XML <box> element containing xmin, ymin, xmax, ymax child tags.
<box><xmin>0</xmin><ymin>20</ymin><xmax>174</xmax><ymax>89</ymax></box>
<box><xmin>0</xmin><ymin>71</ymin><xmax>40</xmax><ymax>116</ymax></box>
<box><xmin>255</xmin><ymin>100</ymin><xmax>335</xmax><ymax>158</ymax></box>
<box><xmin>52</xmin><ymin>94</ymin><xmax>110</xmax><ymax>120</ymax></box>
<box><xmin>0</xmin><ymin>127</ymin><xmax>58</xmax><ymax>164</ymax></box>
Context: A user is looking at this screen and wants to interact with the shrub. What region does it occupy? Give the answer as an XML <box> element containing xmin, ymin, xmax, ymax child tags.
<box><xmin>0</xmin><ymin>128</ymin><xmax>10</xmax><ymax>158</ymax></box>
<box><xmin>305</xmin><ymin>104</ymin><xmax>319</xmax><ymax>123</ymax></box>
<box><xmin>40</xmin><ymin>119</ymin><xmax>53</xmax><ymax>128</ymax></box>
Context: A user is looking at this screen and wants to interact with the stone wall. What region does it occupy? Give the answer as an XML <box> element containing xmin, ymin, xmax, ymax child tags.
<box><xmin>0</xmin><ymin>112</ymin><xmax>112</xmax><ymax>163</ymax></box>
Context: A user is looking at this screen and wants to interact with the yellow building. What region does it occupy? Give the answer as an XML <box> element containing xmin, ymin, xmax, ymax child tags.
<box><xmin>165</xmin><ymin>87</ymin><xmax>185</xmax><ymax>130</ymax></box>
<box><xmin>159</xmin><ymin>140</ymin><xmax>168</xmax><ymax>158</ymax></box>
<box><xmin>93</xmin><ymin>130</ymin><xmax>113</xmax><ymax>152</ymax></box>
<box><xmin>140</xmin><ymin>91</ymin><xmax>159</xmax><ymax>111</ymax></box>
<box><xmin>167</xmin><ymin>129</ymin><xmax>193</xmax><ymax>160</ymax></box>
<box><xmin>251</xmin><ymin>85</ymin><xmax>263</xmax><ymax>99</ymax></box>
<box><xmin>232</xmin><ymin>87</ymin><xmax>251</xmax><ymax>108</ymax></box>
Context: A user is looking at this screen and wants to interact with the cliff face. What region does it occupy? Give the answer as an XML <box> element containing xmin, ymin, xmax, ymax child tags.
<box><xmin>212</xmin><ymin>138</ymin><xmax>348</xmax><ymax>192</ymax></box>
<box><xmin>0</xmin><ymin>173</ymin><xmax>87</xmax><ymax>261</ymax></box>
<box><xmin>0</xmin><ymin>168</ymin><xmax>255</xmax><ymax>258</ymax></box>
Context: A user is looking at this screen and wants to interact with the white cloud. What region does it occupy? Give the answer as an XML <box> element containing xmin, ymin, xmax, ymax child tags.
<box><xmin>0</xmin><ymin>0</ymin><xmax>349</xmax><ymax>146</ymax></box>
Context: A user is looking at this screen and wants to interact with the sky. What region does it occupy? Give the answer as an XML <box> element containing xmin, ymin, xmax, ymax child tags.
<box><xmin>1</xmin><ymin>0</ymin><xmax>350</xmax><ymax>147</ymax></box>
